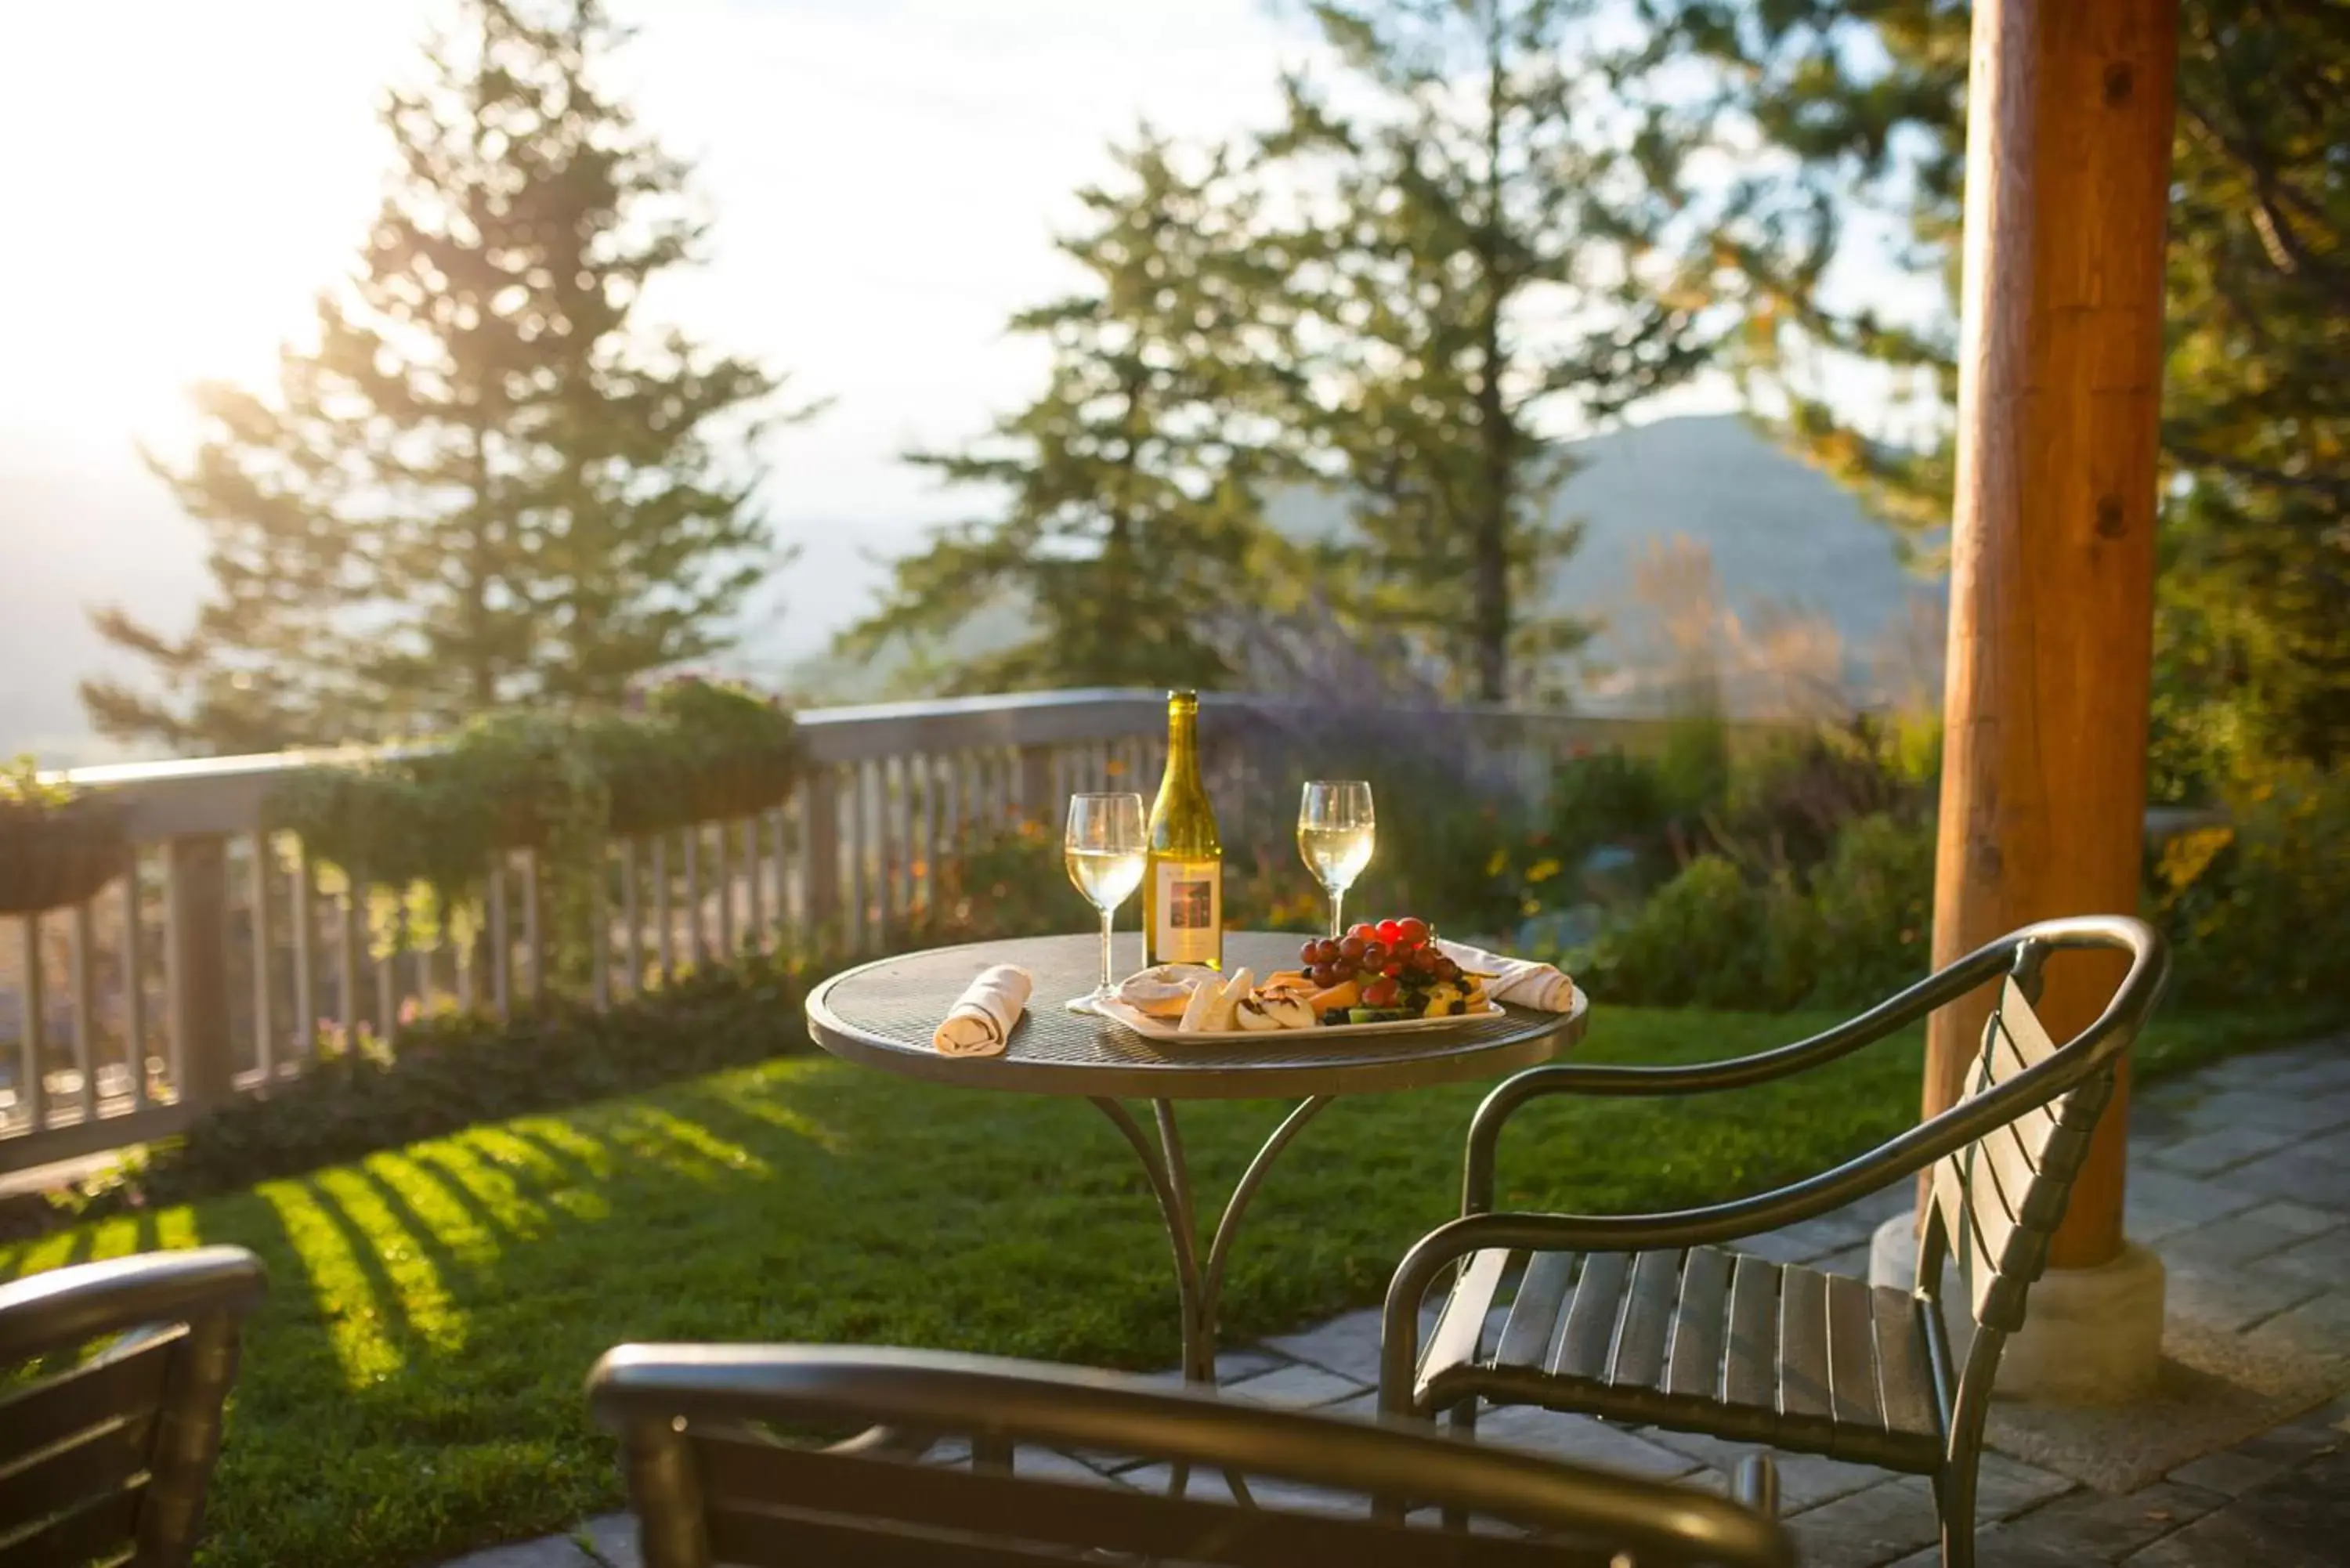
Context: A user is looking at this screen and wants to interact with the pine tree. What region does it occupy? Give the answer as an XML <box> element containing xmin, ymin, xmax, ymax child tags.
<box><xmin>1264</xmin><ymin>0</ymin><xmax>1718</xmax><ymax>702</ymax></box>
<box><xmin>841</xmin><ymin>134</ymin><xmax>1296</xmax><ymax>692</ymax></box>
<box><xmin>1672</xmin><ymin>0</ymin><xmax>2350</xmax><ymax>780</ymax></box>
<box><xmin>85</xmin><ymin>0</ymin><xmax>799</xmax><ymax>753</ymax></box>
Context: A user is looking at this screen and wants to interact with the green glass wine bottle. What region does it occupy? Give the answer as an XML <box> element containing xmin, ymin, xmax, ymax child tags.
<box><xmin>1144</xmin><ymin>690</ymin><xmax>1222</xmax><ymax>968</ymax></box>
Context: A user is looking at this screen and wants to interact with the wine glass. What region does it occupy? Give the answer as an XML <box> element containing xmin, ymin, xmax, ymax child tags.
<box><xmin>1064</xmin><ymin>792</ymin><xmax>1147</xmax><ymax>1012</ymax></box>
<box><xmin>1297</xmin><ymin>780</ymin><xmax>1375</xmax><ymax>938</ymax></box>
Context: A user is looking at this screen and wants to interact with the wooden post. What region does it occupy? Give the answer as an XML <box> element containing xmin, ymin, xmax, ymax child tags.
<box><xmin>1927</xmin><ymin>0</ymin><xmax>2178</xmax><ymax>1269</ymax></box>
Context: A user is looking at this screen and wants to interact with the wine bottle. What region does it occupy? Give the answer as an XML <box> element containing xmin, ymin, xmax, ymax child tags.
<box><xmin>1145</xmin><ymin>690</ymin><xmax>1223</xmax><ymax>968</ymax></box>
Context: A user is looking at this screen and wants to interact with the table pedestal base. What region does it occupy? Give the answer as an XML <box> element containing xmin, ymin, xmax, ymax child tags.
<box><xmin>1088</xmin><ymin>1094</ymin><xmax>1332</xmax><ymax>1499</ymax></box>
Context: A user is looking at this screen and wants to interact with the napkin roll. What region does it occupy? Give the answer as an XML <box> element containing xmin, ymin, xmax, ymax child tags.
<box><xmin>932</xmin><ymin>964</ymin><xmax>1033</xmax><ymax>1057</ymax></box>
<box><xmin>1435</xmin><ymin>938</ymin><xmax>1578</xmax><ymax>1013</ymax></box>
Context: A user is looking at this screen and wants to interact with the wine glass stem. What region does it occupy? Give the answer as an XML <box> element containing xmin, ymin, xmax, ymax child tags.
<box><xmin>1099</xmin><ymin>907</ymin><xmax>1115</xmax><ymax>994</ymax></box>
<box><xmin>1329</xmin><ymin>887</ymin><xmax>1343</xmax><ymax>941</ymax></box>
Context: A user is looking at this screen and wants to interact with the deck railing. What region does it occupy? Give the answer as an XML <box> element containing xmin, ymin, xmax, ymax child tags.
<box><xmin>2</xmin><ymin>688</ymin><xmax>1661</xmax><ymax>1174</ymax></box>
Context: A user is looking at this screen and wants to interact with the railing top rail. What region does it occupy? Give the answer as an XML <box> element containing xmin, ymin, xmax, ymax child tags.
<box><xmin>52</xmin><ymin>688</ymin><xmax>1676</xmax><ymax>840</ymax></box>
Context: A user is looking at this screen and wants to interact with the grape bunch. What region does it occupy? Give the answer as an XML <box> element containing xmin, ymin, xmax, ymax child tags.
<box><xmin>1297</xmin><ymin>916</ymin><xmax>1461</xmax><ymax>1010</ymax></box>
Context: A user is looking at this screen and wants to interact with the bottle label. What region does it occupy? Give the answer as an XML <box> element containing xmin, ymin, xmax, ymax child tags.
<box><xmin>1154</xmin><ymin>859</ymin><xmax>1222</xmax><ymax>965</ymax></box>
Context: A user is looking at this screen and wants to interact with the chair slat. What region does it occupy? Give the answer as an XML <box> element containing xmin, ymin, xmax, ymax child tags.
<box><xmin>1664</xmin><ymin>1247</ymin><xmax>1734</xmax><ymax>1400</ymax></box>
<box><xmin>1608</xmin><ymin>1252</ymin><xmax>1681</xmax><ymax>1389</ymax></box>
<box><xmin>1550</xmin><ymin>1252</ymin><xmax>1631</xmax><ymax>1382</ymax></box>
<box><xmin>1721</xmin><ymin>1255</ymin><xmax>1781</xmax><ymax>1413</ymax></box>
<box><xmin>1996</xmin><ymin>979</ymin><xmax>2061</xmax><ymax>1068</ymax></box>
<box><xmin>0</xmin><ymin>1482</ymin><xmax>142</xmax><ymax>1568</ymax></box>
<box><xmin>0</xmin><ymin>1329</ymin><xmax>178</xmax><ymax>1464</ymax></box>
<box><xmin>1420</xmin><ymin>1249</ymin><xmax>1510</xmax><ymax>1386</ymax></box>
<box><xmin>696</xmin><ymin>1439</ymin><xmax>1618</xmax><ymax>1568</ymax></box>
<box><xmin>1495</xmin><ymin>1252</ymin><xmax>1575</xmax><ymax>1371</ymax></box>
<box><xmin>1872</xmin><ymin>1288</ymin><xmax>1940</xmax><ymax>1440</ymax></box>
<box><xmin>1823</xmin><ymin>1274</ymin><xmax>1882</xmax><ymax>1431</ymax></box>
<box><xmin>0</xmin><ymin>1411</ymin><xmax>151</xmax><ymax>1534</ymax></box>
<box><xmin>1776</xmin><ymin>1266</ymin><xmax>1831</xmax><ymax>1423</ymax></box>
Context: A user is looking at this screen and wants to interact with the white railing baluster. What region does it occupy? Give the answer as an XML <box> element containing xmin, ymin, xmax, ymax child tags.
<box><xmin>591</xmin><ymin>843</ymin><xmax>611</xmax><ymax>1010</ymax></box>
<box><xmin>70</xmin><ymin>899</ymin><xmax>96</xmax><ymax>1120</ymax></box>
<box><xmin>488</xmin><ymin>854</ymin><xmax>512</xmax><ymax>1023</ymax></box>
<box><xmin>124</xmin><ymin>849</ymin><xmax>150</xmax><ymax>1111</ymax></box>
<box><xmin>376</xmin><ymin>893</ymin><xmax>398</xmax><ymax>1043</ymax></box>
<box><xmin>20</xmin><ymin>915</ymin><xmax>46</xmax><ymax>1131</ymax></box>
<box><xmin>683</xmin><ymin>825</ymin><xmax>703</xmax><ymax>964</ymax></box>
<box><xmin>742</xmin><ymin>818</ymin><xmax>764</xmax><ymax>954</ymax></box>
<box><xmin>249</xmin><ymin>833</ymin><xmax>276</xmax><ymax>1082</ymax></box>
<box><xmin>291</xmin><ymin>846</ymin><xmax>315</xmax><ymax>1064</ymax></box>
<box><xmin>652</xmin><ymin>834</ymin><xmax>673</xmax><ymax>981</ymax></box>
<box><xmin>413</xmin><ymin>895</ymin><xmax>436</xmax><ymax>1017</ymax></box>
<box><xmin>785</xmin><ymin>808</ymin><xmax>804</xmax><ymax>945</ymax></box>
<box><xmin>338</xmin><ymin>869</ymin><xmax>363</xmax><ymax>1046</ymax></box>
<box><xmin>620</xmin><ymin>839</ymin><xmax>642</xmax><ymax>998</ymax></box>
<box><xmin>714</xmin><ymin>821</ymin><xmax>736</xmax><ymax>956</ymax></box>
<box><xmin>519</xmin><ymin>851</ymin><xmax>544</xmax><ymax>1003</ymax></box>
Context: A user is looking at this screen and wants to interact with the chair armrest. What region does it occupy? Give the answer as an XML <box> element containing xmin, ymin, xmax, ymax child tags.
<box><xmin>1462</xmin><ymin>950</ymin><xmax>2005</xmax><ymax>1215</ymax></box>
<box><xmin>1386</xmin><ymin>1039</ymin><xmax>2120</xmax><ymax>1404</ymax></box>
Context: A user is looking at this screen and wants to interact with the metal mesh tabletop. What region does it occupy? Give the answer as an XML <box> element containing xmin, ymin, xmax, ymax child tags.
<box><xmin>804</xmin><ymin>931</ymin><xmax>1586</xmax><ymax>1100</ymax></box>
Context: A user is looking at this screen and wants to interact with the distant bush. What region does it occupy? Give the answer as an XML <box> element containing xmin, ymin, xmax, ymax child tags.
<box><xmin>2154</xmin><ymin>764</ymin><xmax>2350</xmax><ymax>1006</ymax></box>
<box><xmin>1570</xmin><ymin>812</ymin><xmax>1938</xmax><ymax>1013</ymax></box>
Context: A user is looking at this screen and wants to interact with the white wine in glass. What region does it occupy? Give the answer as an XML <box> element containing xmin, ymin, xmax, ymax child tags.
<box><xmin>1297</xmin><ymin>780</ymin><xmax>1375</xmax><ymax>938</ymax></box>
<box><xmin>1065</xmin><ymin>792</ymin><xmax>1147</xmax><ymax>1012</ymax></box>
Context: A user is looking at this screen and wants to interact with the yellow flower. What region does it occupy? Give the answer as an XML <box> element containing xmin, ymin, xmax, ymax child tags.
<box><xmin>1525</xmin><ymin>857</ymin><xmax>1562</xmax><ymax>884</ymax></box>
<box><xmin>1484</xmin><ymin>848</ymin><xmax>1509</xmax><ymax>877</ymax></box>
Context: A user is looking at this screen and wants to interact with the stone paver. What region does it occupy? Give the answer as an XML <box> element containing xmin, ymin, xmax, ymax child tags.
<box><xmin>439</xmin><ymin>1035</ymin><xmax>2350</xmax><ymax>1568</ymax></box>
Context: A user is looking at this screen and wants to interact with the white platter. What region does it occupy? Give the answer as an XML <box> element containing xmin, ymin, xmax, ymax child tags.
<box><xmin>1088</xmin><ymin>995</ymin><xmax>1505</xmax><ymax>1044</ymax></box>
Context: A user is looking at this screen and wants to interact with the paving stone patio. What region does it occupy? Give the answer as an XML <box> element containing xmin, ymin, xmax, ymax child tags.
<box><xmin>450</xmin><ymin>1034</ymin><xmax>2350</xmax><ymax>1568</ymax></box>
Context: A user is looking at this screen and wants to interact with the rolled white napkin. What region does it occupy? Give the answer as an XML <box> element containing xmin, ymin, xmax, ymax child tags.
<box><xmin>1437</xmin><ymin>938</ymin><xmax>1578</xmax><ymax>1013</ymax></box>
<box><xmin>932</xmin><ymin>964</ymin><xmax>1033</xmax><ymax>1057</ymax></box>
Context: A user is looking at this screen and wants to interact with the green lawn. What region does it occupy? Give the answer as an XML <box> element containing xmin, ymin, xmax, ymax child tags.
<box><xmin>0</xmin><ymin>1003</ymin><xmax>2328</xmax><ymax>1567</ymax></box>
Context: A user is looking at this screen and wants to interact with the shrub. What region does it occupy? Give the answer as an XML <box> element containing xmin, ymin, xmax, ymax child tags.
<box><xmin>1786</xmin><ymin>813</ymin><xmax>1938</xmax><ymax>1007</ymax></box>
<box><xmin>2154</xmin><ymin>763</ymin><xmax>2350</xmax><ymax>1005</ymax></box>
<box><xmin>1571</xmin><ymin>813</ymin><xmax>1937</xmax><ymax>1012</ymax></box>
<box><xmin>37</xmin><ymin>952</ymin><xmax>817</xmax><ymax>1233</ymax></box>
<box><xmin>1572</xmin><ymin>855</ymin><xmax>1783</xmax><ymax>1010</ymax></box>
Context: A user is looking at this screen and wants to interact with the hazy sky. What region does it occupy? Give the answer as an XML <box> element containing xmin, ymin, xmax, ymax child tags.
<box><xmin>3</xmin><ymin>0</ymin><xmax>1936</xmax><ymax>750</ymax></box>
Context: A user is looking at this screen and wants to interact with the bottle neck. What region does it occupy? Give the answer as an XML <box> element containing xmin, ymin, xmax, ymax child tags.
<box><xmin>1166</xmin><ymin>704</ymin><xmax>1199</xmax><ymax>778</ymax></box>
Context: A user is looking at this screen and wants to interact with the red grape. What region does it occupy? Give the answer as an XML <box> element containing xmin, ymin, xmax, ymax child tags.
<box><xmin>1396</xmin><ymin>916</ymin><xmax>1429</xmax><ymax>946</ymax></box>
<box><xmin>1347</xmin><ymin>922</ymin><xmax>1376</xmax><ymax>942</ymax></box>
<box><xmin>1337</xmin><ymin>934</ymin><xmax>1366</xmax><ymax>962</ymax></box>
<box><xmin>1436</xmin><ymin>958</ymin><xmax>1462</xmax><ymax>981</ymax></box>
<box><xmin>1332</xmin><ymin>956</ymin><xmax>1358</xmax><ymax>980</ymax></box>
<box><xmin>1298</xmin><ymin>939</ymin><xmax>1321</xmax><ymax>966</ymax></box>
<box><xmin>1362</xmin><ymin>977</ymin><xmax>1400</xmax><ymax>1007</ymax></box>
<box><xmin>1310</xmin><ymin>963</ymin><xmax>1339</xmax><ymax>988</ymax></box>
<box><xmin>1358</xmin><ymin>940</ymin><xmax>1387</xmax><ymax>966</ymax></box>
<box><xmin>1376</xmin><ymin>918</ymin><xmax>1402</xmax><ymax>944</ymax></box>
<box><xmin>1382</xmin><ymin>960</ymin><xmax>1404</xmax><ymax>977</ymax></box>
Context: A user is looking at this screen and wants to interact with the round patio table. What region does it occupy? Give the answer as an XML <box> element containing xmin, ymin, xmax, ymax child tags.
<box><xmin>804</xmin><ymin>930</ymin><xmax>1588</xmax><ymax>1394</ymax></box>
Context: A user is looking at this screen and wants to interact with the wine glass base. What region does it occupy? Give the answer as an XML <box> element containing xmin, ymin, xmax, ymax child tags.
<box><xmin>1065</xmin><ymin>988</ymin><xmax>1117</xmax><ymax>1016</ymax></box>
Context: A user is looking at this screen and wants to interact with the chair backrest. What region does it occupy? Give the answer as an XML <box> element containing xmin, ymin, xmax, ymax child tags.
<box><xmin>589</xmin><ymin>1342</ymin><xmax>1794</xmax><ymax>1568</ymax></box>
<box><xmin>0</xmin><ymin>1246</ymin><xmax>266</xmax><ymax>1568</ymax></box>
<box><xmin>1918</xmin><ymin>921</ymin><xmax>2165</xmax><ymax>1336</ymax></box>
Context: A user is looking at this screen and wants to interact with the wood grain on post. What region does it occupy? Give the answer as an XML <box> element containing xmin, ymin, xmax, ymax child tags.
<box><xmin>1929</xmin><ymin>0</ymin><xmax>2178</xmax><ymax>1268</ymax></box>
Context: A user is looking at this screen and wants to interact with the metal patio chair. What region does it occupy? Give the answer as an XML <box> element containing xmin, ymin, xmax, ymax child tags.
<box><xmin>589</xmin><ymin>1341</ymin><xmax>1795</xmax><ymax>1566</ymax></box>
<box><xmin>1379</xmin><ymin>916</ymin><xmax>2168</xmax><ymax>1568</ymax></box>
<box><xmin>0</xmin><ymin>1245</ymin><xmax>268</xmax><ymax>1566</ymax></box>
